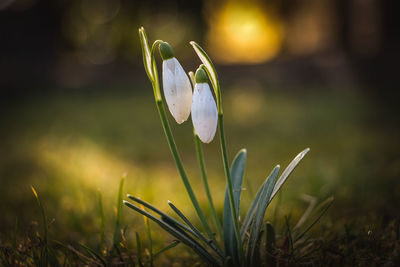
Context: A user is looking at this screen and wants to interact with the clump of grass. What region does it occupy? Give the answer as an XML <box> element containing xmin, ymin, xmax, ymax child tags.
<box><xmin>0</xmin><ymin>180</ymin><xmax>180</xmax><ymax>266</ymax></box>
<box><xmin>1</xmin><ymin>185</ymin><xmax>398</xmax><ymax>265</ymax></box>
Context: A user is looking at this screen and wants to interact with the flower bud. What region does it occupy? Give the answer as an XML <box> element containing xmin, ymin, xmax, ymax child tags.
<box><xmin>191</xmin><ymin>68</ymin><xmax>218</xmax><ymax>143</ymax></box>
<box><xmin>160</xmin><ymin>42</ymin><xmax>192</xmax><ymax>124</ymax></box>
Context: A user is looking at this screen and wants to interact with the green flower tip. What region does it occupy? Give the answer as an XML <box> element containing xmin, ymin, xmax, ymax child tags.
<box><xmin>195</xmin><ymin>67</ymin><xmax>208</xmax><ymax>83</ymax></box>
<box><xmin>159</xmin><ymin>42</ymin><xmax>174</xmax><ymax>60</ymax></box>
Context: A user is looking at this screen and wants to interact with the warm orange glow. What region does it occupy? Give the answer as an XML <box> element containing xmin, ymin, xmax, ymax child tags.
<box><xmin>205</xmin><ymin>1</ymin><xmax>283</xmax><ymax>64</ymax></box>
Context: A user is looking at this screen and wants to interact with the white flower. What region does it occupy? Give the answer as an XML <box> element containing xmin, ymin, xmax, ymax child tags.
<box><xmin>191</xmin><ymin>68</ymin><xmax>218</xmax><ymax>143</ymax></box>
<box><xmin>160</xmin><ymin>42</ymin><xmax>192</xmax><ymax>124</ymax></box>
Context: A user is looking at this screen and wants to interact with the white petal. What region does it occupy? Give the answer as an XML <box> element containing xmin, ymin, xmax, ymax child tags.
<box><xmin>191</xmin><ymin>83</ymin><xmax>218</xmax><ymax>143</ymax></box>
<box><xmin>162</xmin><ymin>58</ymin><xmax>192</xmax><ymax>124</ymax></box>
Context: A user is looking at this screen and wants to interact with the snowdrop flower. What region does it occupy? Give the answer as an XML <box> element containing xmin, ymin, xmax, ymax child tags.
<box><xmin>191</xmin><ymin>68</ymin><xmax>218</xmax><ymax>143</ymax></box>
<box><xmin>159</xmin><ymin>42</ymin><xmax>192</xmax><ymax>124</ymax></box>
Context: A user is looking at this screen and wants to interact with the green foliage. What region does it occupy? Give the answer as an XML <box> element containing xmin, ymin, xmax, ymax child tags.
<box><xmin>113</xmin><ymin>175</ymin><xmax>125</xmax><ymax>247</ymax></box>
<box><xmin>194</xmin><ymin>133</ymin><xmax>223</xmax><ymax>241</ymax></box>
<box><xmin>223</xmin><ymin>149</ymin><xmax>246</xmax><ymax>266</ymax></box>
<box><xmin>191</xmin><ymin>38</ymin><xmax>244</xmax><ymax>264</ymax></box>
<box><xmin>125</xmin><ymin>27</ymin><xmax>322</xmax><ymax>266</ymax></box>
<box><xmin>246</xmin><ymin>165</ymin><xmax>280</xmax><ymax>266</ymax></box>
<box><xmin>0</xmin><ymin>179</ymin><xmax>182</xmax><ymax>266</ymax></box>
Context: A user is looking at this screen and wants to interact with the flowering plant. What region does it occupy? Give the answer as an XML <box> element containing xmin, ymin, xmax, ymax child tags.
<box><xmin>124</xmin><ymin>27</ymin><xmax>316</xmax><ymax>266</ymax></box>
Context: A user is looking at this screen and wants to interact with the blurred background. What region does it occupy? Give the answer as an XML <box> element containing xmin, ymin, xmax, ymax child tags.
<box><xmin>0</xmin><ymin>0</ymin><xmax>399</xmax><ymax>252</ymax></box>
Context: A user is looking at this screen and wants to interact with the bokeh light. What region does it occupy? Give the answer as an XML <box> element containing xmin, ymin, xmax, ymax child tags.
<box><xmin>204</xmin><ymin>0</ymin><xmax>283</xmax><ymax>64</ymax></box>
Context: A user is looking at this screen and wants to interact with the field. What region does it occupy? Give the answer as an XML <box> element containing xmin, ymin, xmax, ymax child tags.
<box><xmin>0</xmin><ymin>82</ymin><xmax>399</xmax><ymax>265</ymax></box>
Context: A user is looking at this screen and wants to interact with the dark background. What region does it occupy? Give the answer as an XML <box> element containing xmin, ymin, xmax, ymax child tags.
<box><xmin>0</xmin><ymin>0</ymin><xmax>399</xmax><ymax>251</ymax></box>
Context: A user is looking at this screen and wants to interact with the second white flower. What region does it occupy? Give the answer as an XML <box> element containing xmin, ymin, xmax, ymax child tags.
<box><xmin>191</xmin><ymin>68</ymin><xmax>218</xmax><ymax>143</ymax></box>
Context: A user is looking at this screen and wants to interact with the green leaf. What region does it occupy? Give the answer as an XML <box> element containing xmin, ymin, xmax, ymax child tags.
<box><xmin>139</xmin><ymin>27</ymin><xmax>153</xmax><ymax>81</ymax></box>
<box><xmin>168</xmin><ymin>201</ymin><xmax>224</xmax><ymax>259</ymax></box>
<box><xmin>270</xmin><ymin>148</ymin><xmax>310</xmax><ymax>201</ymax></box>
<box><xmin>124</xmin><ymin>201</ymin><xmax>219</xmax><ymax>266</ymax></box>
<box><xmin>247</xmin><ymin>165</ymin><xmax>280</xmax><ymax>266</ymax></box>
<box><xmin>190</xmin><ymin>41</ymin><xmax>219</xmax><ymax>93</ymax></box>
<box><xmin>223</xmin><ymin>149</ymin><xmax>246</xmax><ymax>266</ymax></box>
<box><xmin>153</xmin><ymin>240</ymin><xmax>180</xmax><ymax>259</ymax></box>
<box><xmin>241</xmin><ymin>165</ymin><xmax>279</xmax><ymax>241</ymax></box>
<box><xmin>127</xmin><ymin>194</ymin><xmax>197</xmax><ymax>238</ymax></box>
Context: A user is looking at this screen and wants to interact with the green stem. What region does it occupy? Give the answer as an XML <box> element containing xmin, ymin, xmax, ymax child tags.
<box><xmin>149</xmin><ymin>50</ymin><xmax>220</xmax><ymax>249</ymax></box>
<box><xmin>155</xmin><ymin>100</ymin><xmax>217</xmax><ymax>244</ymax></box>
<box><xmin>199</xmin><ymin>61</ymin><xmax>243</xmax><ymax>263</ymax></box>
<box><xmin>218</xmin><ymin>113</ymin><xmax>244</xmax><ymax>264</ymax></box>
<box><xmin>194</xmin><ymin>133</ymin><xmax>224</xmax><ymax>241</ymax></box>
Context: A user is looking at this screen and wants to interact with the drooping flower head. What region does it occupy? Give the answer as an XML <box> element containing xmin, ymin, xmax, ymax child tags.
<box><xmin>191</xmin><ymin>67</ymin><xmax>218</xmax><ymax>143</ymax></box>
<box><xmin>159</xmin><ymin>42</ymin><xmax>192</xmax><ymax>124</ymax></box>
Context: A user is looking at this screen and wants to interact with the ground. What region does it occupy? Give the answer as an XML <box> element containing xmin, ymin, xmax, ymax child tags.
<box><xmin>0</xmin><ymin>83</ymin><xmax>399</xmax><ymax>265</ymax></box>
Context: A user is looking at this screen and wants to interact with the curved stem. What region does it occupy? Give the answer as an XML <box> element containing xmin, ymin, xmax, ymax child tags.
<box><xmin>155</xmin><ymin>100</ymin><xmax>219</xmax><ymax>247</ymax></box>
<box><xmin>150</xmin><ymin>40</ymin><xmax>163</xmax><ymax>101</ymax></box>
<box><xmin>194</xmin><ymin>132</ymin><xmax>224</xmax><ymax>240</ymax></box>
<box><xmin>149</xmin><ymin>45</ymin><xmax>220</xmax><ymax>249</ymax></box>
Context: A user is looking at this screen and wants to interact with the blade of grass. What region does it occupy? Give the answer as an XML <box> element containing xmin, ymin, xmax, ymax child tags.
<box><xmin>76</xmin><ymin>242</ymin><xmax>106</xmax><ymax>266</ymax></box>
<box><xmin>295</xmin><ymin>196</ymin><xmax>334</xmax><ymax>242</ymax></box>
<box><xmin>161</xmin><ymin>216</ymin><xmax>196</xmax><ymax>242</ymax></box>
<box><xmin>124</xmin><ymin>201</ymin><xmax>219</xmax><ymax>266</ymax></box>
<box><xmin>168</xmin><ymin>201</ymin><xmax>224</xmax><ymax>259</ymax></box>
<box><xmin>31</xmin><ymin>186</ymin><xmax>47</xmax><ymax>245</ymax></box>
<box><xmin>153</xmin><ymin>240</ymin><xmax>180</xmax><ymax>259</ymax></box>
<box><xmin>127</xmin><ymin>195</ymin><xmax>198</xmax><ymax>238</ymax></box>
<box><xmin>66</xmin><ymin>244</ymin><xmax>95</xmax><ymax>264</ymax></box>
<box><xmin>113</xmin><ymin>175</ymin><xmax>125</xmax><ymax>246</ymax></box>
<box><xmin>294</xmin><ymin>195</ymin><xmax>317</xmax><ymax>230</ymax></box>
<box><xmin>141</xmin><ymin>204</ymin><xmax>153</xmax><ymax>267</ymax></box>
<box><xmin>31</xmin><ymin>186</ymin><xmax>48</xmax><ymax>267</ymax></box>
